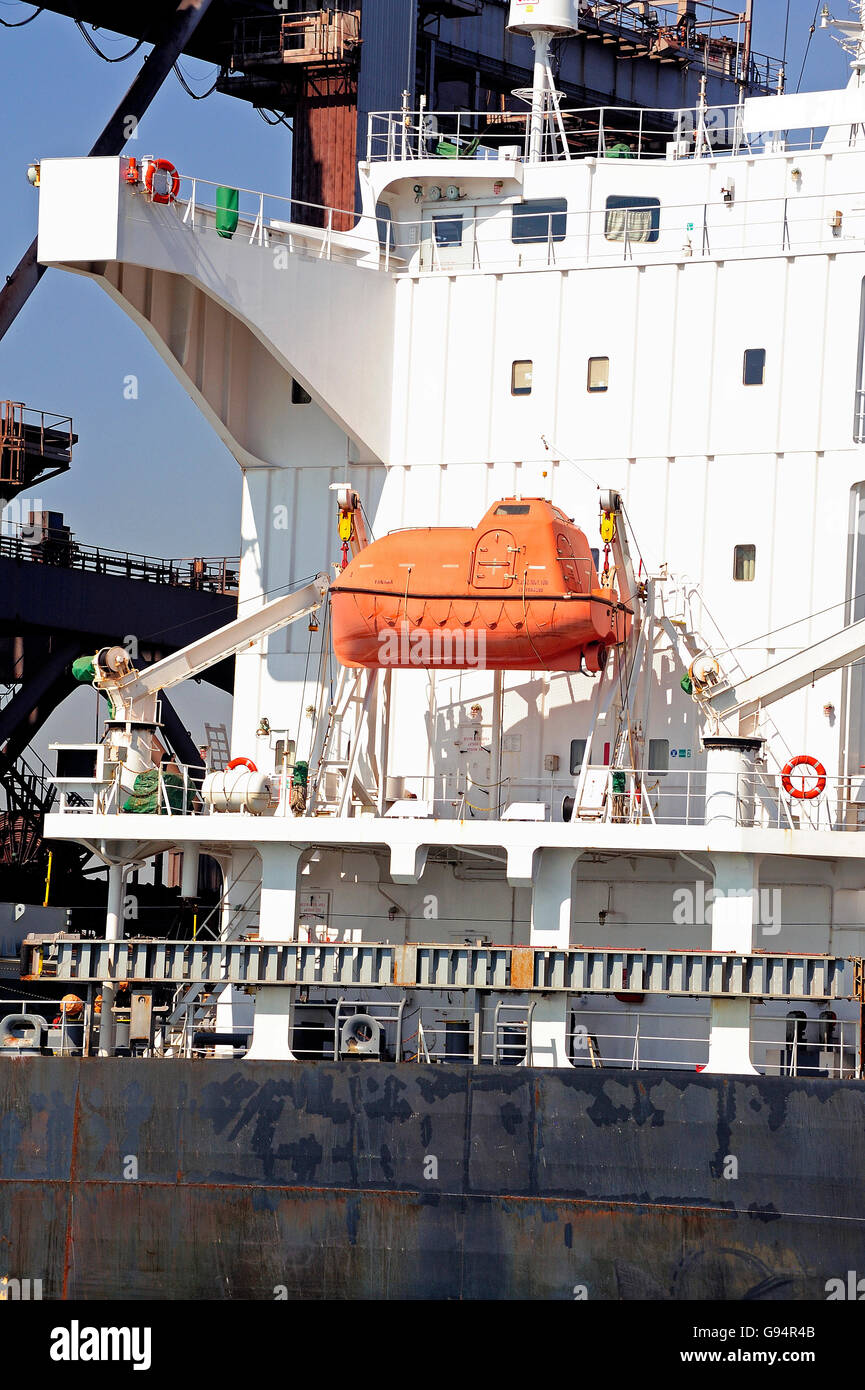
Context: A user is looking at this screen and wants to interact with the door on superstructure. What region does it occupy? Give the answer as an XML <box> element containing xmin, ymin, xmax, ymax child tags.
<box><xmin>419</xmin><ymin>205</ymin><xmax>476</xmax><ymax>271</ymax></box>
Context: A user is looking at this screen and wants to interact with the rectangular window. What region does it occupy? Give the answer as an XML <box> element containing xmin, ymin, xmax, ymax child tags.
<box><xmin>512</xmin><ymin>360</ymin><xmax>533</xmax><ymax>396</ymax></box>
<box><xmin>587</xmin><ymin>357</ymin><xmax>610</xmax><ymax>393</ymax></box>
<box><xmin>291</xmin><ymin>379</ymin><xmax>311</xmax><ymax>405</ymax></box>
<box><xmin>855</xmin><ymin>279</ymin><xmax>865</xmax><ymax>441</ymax></box>
<box><xmin>604</xmin><ymin>195</ymin><xmax>661</xmax><ymax>244</ymax></box>
<box><xmin>511</xmin><ymin>198</ymin><xmax>567</xmax><ymax>244</ymax></box>
<box><xmin>569</xmin><ymin>738</ymin><xmax>588</xmax><ymax>775</ymax></box>
<box><xmin>734</xmin><ymin>544</ymin><xmax>756</xmax><ymax>582</ymax></box>
<box><xmin>376</xmin><ymin>200</ymin><xmax>393</xmax><ymax>251</ymax></box>
<box><xmin>432</xmin><ymin>211</ymin><xmax>463</xmax><ymax>246</ymax></box>
<box><xmin>647</xmin><ymin>739</ymin><xmax>670</xmax><ymax>775</ymax></box>
<box><xmin>743</xmin><ymin>348</ymin><xmax>766</xmax><ymax>386</ymax></box>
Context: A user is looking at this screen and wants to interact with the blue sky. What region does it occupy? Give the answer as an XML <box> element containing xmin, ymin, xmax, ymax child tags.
<box><xmin>0</xmin><ymin>1</ymin><xmax>854</xmax><ymax>750</ymax></box>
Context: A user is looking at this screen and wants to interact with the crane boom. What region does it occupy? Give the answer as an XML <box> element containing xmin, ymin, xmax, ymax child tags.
<box><xmin>116</xmin><ymin>575</ymin><xmax>330</xmax><ymax>704</ymax></box>
<box><xmin>704</xmin><ymin>615</ymin><xmax>865</xmax><ymax>724</ymax></box>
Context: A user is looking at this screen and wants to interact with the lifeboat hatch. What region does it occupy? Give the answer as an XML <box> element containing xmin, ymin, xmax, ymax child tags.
<box><xmin>472</xmin><ymin>529</ymin><xmax>516</xmax><ymax>588</ymax></box>
<box><xmin>556</xmin><ymin>532</ymin><xmax>581</xmax><ymax>591</ymax></box>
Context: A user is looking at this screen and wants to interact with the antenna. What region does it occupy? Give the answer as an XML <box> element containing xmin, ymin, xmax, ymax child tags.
<box><xmin>507</xmin><ymin>1</ymin><xmax>579</xmax><ymax>161</ymax></box>
<box><xmin>821</xmin><ymin>2</ymin><xmax>865</xmax><ymax>74</ymax></box>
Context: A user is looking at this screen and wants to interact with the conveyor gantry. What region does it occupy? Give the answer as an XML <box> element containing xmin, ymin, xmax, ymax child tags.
<box><xmin>21</xmin><ymin>936</ymin><xmax>850</xmax><ymax>1000</ymax></box>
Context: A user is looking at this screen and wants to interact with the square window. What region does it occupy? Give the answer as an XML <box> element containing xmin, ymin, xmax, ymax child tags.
<box><xmin>432</xmin><ymin>211</ymin><xmax>463</xmax><ymax>246</ymax></box>
<box><xmin>587</xmin><ymin>357</ymin><xmax>610</xmax><ymax>393</ymax></box>
<box><xmin>743</xmin><ymin>348</ymin><xmax>766</xmax><ymax>385</ymax></box>
<box><xmin>291</xmin><ymin>379</ymin><xmax>311</xmax><ymax>405</ymax></box>
<box><xmin>511</xmin><ymin>199</ymin><xmax>568</xmax><ymax>244</ymax></box>
<box><xmin>734</xmin><ymin>544</ymin><xmax>756</xmax><ymax>582</ymax></box>
<box><xmin>604</xmin><ymin>195</ymin><xmax>661</xmax><ymax>244</ymax></box>
<box><xmin>648</xmin><ymin>738</ymin><xmax>669</xmax><ymax>775</ymax></box>
<box><xmin>512</xmin><ymin>360</ymin><xmax>533</xmax><ymax>396</ymax></box>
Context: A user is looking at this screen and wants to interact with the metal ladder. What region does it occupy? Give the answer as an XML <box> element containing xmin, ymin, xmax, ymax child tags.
<box><xmin>0</xmin><ymin>402</ymin><xmax>25</xmax><ymax>488</ymax></box>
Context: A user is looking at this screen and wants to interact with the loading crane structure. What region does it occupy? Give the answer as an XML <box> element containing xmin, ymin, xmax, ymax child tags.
<box><xmin>80</xmin><ymin>572</ymin><xmax>330</xmax><ymax>791</ymax></box>
<box><xmin>699</xmin><ymin>618</ymin><xmax>865</xmax><ymax>735</ymax></box>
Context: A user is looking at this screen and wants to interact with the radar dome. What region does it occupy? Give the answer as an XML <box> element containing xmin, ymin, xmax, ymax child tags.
<box><xmin>507</xmin><ymin>0</ymin><xmax>578</xmax><ymax>34</ymax></box>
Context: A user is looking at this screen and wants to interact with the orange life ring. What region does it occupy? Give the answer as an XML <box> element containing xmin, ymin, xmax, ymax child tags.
<box><xmin>144</xmin><ymin>158</ymin><xmax>180</xmax><ymax>205</ymax></box>
<box><xmin>226</xmin><ymin>757</ymin><xmax>257</xmax><ymax>773</ymax></box>
<box><xmin>781</xmin><ymin>754</ymin><xmax>827</xmax><ymax>800</ymax></box>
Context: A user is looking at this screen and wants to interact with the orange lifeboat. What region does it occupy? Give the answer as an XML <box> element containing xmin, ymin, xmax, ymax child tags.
<box><xmin>330</xmin><ymin>498</ymin><xmax>632</xmax><ymax>672</ymax></box>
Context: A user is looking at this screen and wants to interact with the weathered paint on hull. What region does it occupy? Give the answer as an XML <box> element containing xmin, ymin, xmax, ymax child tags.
<box><xmin>0</xmin><ymin>1060</ymin><xmax>862</xmax><ymax>1300</ymax></box>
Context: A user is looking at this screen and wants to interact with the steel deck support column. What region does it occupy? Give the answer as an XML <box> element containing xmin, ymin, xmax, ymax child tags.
<box><xmin>528</xmin><ymin>848</ymin><xmax>581</xmax><ymax>1067</ymax></box>
<box><xmin>98</xmin><ymin>858</ymin><xmax>125</xmax><ymax>1057</ymax></box>
<box><xmin>245</xmin><ymin>845</ymin><xmax>303</xmax><ymax>1061</ymax></box>
<box><xmin>704</xmin><ymin>852</ymin><xmax>762</xmax><ymax>1075</ymax></box>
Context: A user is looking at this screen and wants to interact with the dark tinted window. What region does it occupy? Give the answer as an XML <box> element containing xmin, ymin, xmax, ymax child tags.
<box><xmin>512</xmin><ymin>199</ymin><xmax>567</xmax><ymax>243</ymax></box>
<box><xmin>432</xmin><ymin>212</ymin><xmax>463</xmax><ymax>246</ymax></box>
<box><xmin>743</xmin><ymin>348</ymin><xmax>766</xmax><ymax>385</ymax></box>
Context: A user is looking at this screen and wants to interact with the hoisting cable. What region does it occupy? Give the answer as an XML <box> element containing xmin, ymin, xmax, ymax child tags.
<box><xmin>174</xmin><ymin>59</ymin><xmax>220</xmax><ymax>100</ymax></box>
<box><xmin>74</xmin><ymin>20</ymin><xmax>144</xmax><ymax>62</ymax></box>
<box><xmin>795</xmin><ymin>2</ymin><xmax>823</xmax><ymax>92</ymax></box>
<box><xmin>0</xmin><ymin>3</ymin><xmax>42</xmax><ymax>27</ymax></box>
<box><xmin>257</xmin><ymin>108</ymin><xmax>293</xmax><ymax>129</ymax></box>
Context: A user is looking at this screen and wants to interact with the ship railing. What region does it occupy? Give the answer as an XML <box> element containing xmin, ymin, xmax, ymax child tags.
<box><xmin>171</xmin><ymin>1000</ymin><xmax>861</xmax><ymax>1075</ymax></box>
<box><xmin>0</xmin><ymin>995</ymin><xmax>95</xmax><ymax>1056</ymax></box>
<box><xmin>0</xmin><ymin>521</ymin><xmax>239</xmax><ymax>592</ymax></box>
<box><xmin>383</xmin><ymin>184</ymin><xmax>861</xmax><ymax>277</ymax></box>
<box><xmin>51</xmin><ymin>763</ymin><xmax>865</xmax><ymax>834</ymax></box>
<box><xmin>136</xmin><ymin>166</ymin><xmax>381</xmax><ymax>264</ymax></box>
<box><xmin>180</xmin><ymin>997</ymin><xmax>536</xmax><ymax>1064</ymax></box>
<box><xmin>137</xmin><ymin>161</ymin><xmax>859</xmax><ymax>282</ymax></box>
<box><xmin>365</xmin><ymin>767</ymin><xmax>865</xmax><ymax>832</ymax></box>
<box><xmin>855</xmin><ymin>388</ymin><xmax>865</xmax><ymax>445</ymax></box>
<box><xmin>565</xmin><ymin>1008</ymin><xmax>859</xmax><ymax>1076</ymax></box>
<box><xmin>366</xmin><ymin>102</ymin><xmax>828</xmax><ymax>166</ymax></box>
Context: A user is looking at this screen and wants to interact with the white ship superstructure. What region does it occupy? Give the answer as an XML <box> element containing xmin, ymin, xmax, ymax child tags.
<box><xmin>31</xmin><ymin>1</ymin><xmax>865</xmax><ymax>1081</ymax></box>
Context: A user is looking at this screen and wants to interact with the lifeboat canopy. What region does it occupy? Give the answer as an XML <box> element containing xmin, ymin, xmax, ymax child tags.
<box><xmin>330</xmin><ymin>497</ymin><xmax>632</xmax><ymax>672</ymax></box>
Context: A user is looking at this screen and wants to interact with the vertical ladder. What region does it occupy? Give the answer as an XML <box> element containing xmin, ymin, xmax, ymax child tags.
<box><xmin>0</xmin><ymin>402</ymin><xmax>25</xmax><ymax>489</ymax></box>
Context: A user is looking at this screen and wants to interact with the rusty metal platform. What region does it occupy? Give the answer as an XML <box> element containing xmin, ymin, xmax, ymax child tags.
<box><xmin>21</xmin><ymin>935</ymin><xmax>850</xmax><ymax>999</ymax></box>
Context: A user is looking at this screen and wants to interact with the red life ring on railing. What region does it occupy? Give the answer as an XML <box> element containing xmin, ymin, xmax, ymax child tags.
<box><xmin>144</xmin><ymin>158</ymin><xmax>180</xmax><ymax>205</ymax></box>
<box><xmin>226</xmin><ymin>757</ymin><xmax>257</xmax><ymax>773</ymax></box>
<box><xmin>781</xmin><ymin>755</ymin><xmax>827</xmax><ymax>800</ymax></box>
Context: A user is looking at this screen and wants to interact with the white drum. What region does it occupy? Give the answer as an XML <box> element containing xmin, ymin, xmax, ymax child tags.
<box><xmin>202</xmin><ymin>769</ymin><xmax>277</xmax><ymax>816</ymax></box>
<box><xmin>507</xmin><ymin>0</ymin><xmax>578</xmax><ymax>34</ymax></box>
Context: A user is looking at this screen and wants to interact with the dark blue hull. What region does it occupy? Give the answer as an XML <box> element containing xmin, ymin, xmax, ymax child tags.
<box><xmin>1</xmin><ymin>1060</ymin><xmax>862</xmax><ymax>1299</ymax></box>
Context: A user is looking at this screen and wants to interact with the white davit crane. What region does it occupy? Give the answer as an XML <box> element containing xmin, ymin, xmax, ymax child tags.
<box><xmin>90</xmin><ymin>574</ymin><xmax>330</xmax><ymax>780</ymax></box>
<box><xmin>700</xmin><ymin>613</ymin><xmax>865</xmax><ymax>731</ymax></box>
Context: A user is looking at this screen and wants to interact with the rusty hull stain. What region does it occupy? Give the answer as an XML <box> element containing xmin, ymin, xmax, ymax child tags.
<box><xmin>0</xmin><ymin>1059</ymin><xmax>863</xmax><ymax>1299</ymax></box>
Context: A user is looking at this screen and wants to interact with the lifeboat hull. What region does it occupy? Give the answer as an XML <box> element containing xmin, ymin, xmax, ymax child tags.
<box><xmin>330</xmin><ymin>499</ymin><xmax>632</xmax><ymax>672</ymax></box>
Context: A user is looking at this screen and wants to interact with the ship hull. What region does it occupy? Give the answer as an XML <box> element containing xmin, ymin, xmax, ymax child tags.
<box><xmin>1</xmin><ymin>1059</ymin><xmax>862</xmax><ymax>1301</ymax></box>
